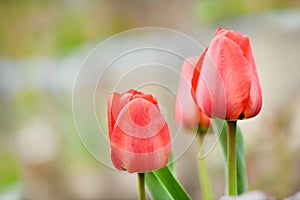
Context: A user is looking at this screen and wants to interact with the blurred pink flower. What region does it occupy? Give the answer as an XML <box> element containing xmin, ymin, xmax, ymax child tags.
<box><xmin>175</xmin><ymin>57</ymin><xmax>210</xmax><ymax>132</ymax></box>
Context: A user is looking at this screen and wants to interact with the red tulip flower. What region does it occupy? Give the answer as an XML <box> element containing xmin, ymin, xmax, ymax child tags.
<box><xmin>108</xmin><ymin>89</ymin><xmax>171</xmax><ymax>173</ymax></box>
<box><xmin>175</xmin><ymin>57</ymin><xmax>210</xmax><ymax>131</ymax></box>
<box><xmin>192</xmin><ymin>28</ymin><xmax>262</xmax><ymax>120</ymax></box>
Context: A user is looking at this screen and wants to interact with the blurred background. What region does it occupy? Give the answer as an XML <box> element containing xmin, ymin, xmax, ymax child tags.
<box><xmin>1</xmin><ymin>0</ymin><xmax>300</xmax><ymax>199</ymax></box>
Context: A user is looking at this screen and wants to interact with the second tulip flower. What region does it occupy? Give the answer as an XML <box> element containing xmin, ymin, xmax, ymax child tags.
<box><xmin>192</xmin><ymin>28</ymin><xmax>262</xmax><ymax>120</ymax></box>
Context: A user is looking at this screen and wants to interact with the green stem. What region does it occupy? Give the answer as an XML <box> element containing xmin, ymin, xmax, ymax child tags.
<box><xmin>138</xmin><ymin>173</ymin><xmax>146</xmax><ymax>200</ymax></box>
<box><xmin>198</xmin><ymin>134</ymin><xmax>213</xmax><ymax>200</ymax></box>
<box><xmin>227</xmin><ymin>120</ymin><xmax>237</xmax><ymax>196</ymax></box>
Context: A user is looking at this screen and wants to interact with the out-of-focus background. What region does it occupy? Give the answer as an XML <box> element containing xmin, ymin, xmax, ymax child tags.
<box><xmin>1</xmin><ymin>0</ymin><xmax>300</xmax><ymax>199</ymax></box>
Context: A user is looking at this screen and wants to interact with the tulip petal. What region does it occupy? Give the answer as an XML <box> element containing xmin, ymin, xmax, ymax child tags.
<box><xmin>244</xmin><ymin>61</ymin><xmax>263</xmax><ymax>118</ymax></box>
<box><xmin>223</xmin><ymin>31</ymin><xmax>262</xmax><ymax>118</ymax></box>
<box><xmin>194</xmin><ymin>28</ymin><xmax>262</xmax><ymax>120</ymax></box>
<box><xmin>110</xmin><ymin>121</ymin><xmax>171</xmax><ymax>172</ymax></box>
<box><xmin>108</xmin><ymin>91</ymin><xmax>137</xmax><ymax>138</ymax></box>
<box><xmin>240</xmin><ymin>38</ymin><xmax>263</xmax><ymax>118</ymax></box>
<box><xmin>191</xmin><ymin>49</ymin><xmax>207</xmax><ymax>101</ymax></box>
<box><xmin>108</xmin><ymin>89</ymin><xmax>172</xmax><ymax>173</ymax></box>
<box><xmin>108</xmin><ymin>92</ymin><xmax>121</xmax><ymax>138</ymax></box>
<box><xmin>200</xmin><ymin>34</ymin><xmax>252</xmax><ymax>119</ymax></box>
<box><xmin>175</xmin><ymin>57</ymin><xmax>201</xmax><ymax>128</ymax></box>
<box><xmin>111</xmin><ymin>137</ymin><xmax>171</xmax><ymax>173</ymax></box>
<box><xmin>130</xmin><ymin>92</ymin><xmax>157</xmax><ymax>102</ymax></box>
<box><xmin>114</xmin><ymin>98</ymin><xmax>166</xmax><ymax>139</ymax></box>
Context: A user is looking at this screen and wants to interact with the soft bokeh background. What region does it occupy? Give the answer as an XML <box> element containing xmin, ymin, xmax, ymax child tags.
<box><xmin>1</xmin><ymin>0</ymin><xmax>300</xmax><ymax>199</ymax></box>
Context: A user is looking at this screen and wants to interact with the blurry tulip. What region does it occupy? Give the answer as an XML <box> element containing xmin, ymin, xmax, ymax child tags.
<box><xmin>192</xmin><ymin>28</ymin><xmax>262</xmax><ymax>120</ymax></box>
<box><xmin>108</xmin><ymin>89</ymin><xmax>171</xmax><ymax>173</ymax></box>
<box><xmin>175</xmin><ymin>57</ymin><xmax>210</xmax><ymax>132</ymax></box>
<box><xmin>176</xmin><ymin>58</ymin><xmax>213</xmax><ymax>199</ymax></box>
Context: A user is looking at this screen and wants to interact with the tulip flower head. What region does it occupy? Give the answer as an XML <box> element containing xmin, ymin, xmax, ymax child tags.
<box><xmin>175</xmin><ymin>57</ymin><xmax>210</xmax><ymax>132</ymax></box>
<box><xmin>192</xmin><ymin>28</ymin><xmax>262</xmax><ymax>120</ymax></box>
<box><xmin>108</xmin><ymin>89</ymin><xmax>171</xmax><ymax>173</ymax></box>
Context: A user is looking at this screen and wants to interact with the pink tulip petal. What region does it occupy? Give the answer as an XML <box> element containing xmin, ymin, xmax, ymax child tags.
<box><xmin>244</xmin><ymin>64</ymin><xmax>263</xmax><ymax>118</ymax></box>
<box><xmin>110</xmin><ymin>123</ymin><xmax>171</xmax><ymax>172</ymax></box>
<box><xmin>203</xmin><ymin>34</ymin><xmax>252</xmax><ymax>119</ymax></box>
<box><xmin>175</xmin><ymin>57</ymin><xmax>202</xmax><ymax>127</ymax></box>
<box><xmin>108</xmin><ymin>91</ymin><xmax>136</xmax><ymax>137</ymax></box>
<box><xmin>115</xmin><ymin>98</ymin><xmax>166</xmax><ymax>139</ymax></box>
<box><xmin>111</xmin><ymin>139</ymin><xmax>171</xmax><ymax>173</ymax></box>
<box><xmin>196</xmin><ymin>42</ymin><xmax>228</xmax><ymax>119</ymax></box>
<box><xmin>108</xmin><ymin>92</ymin><xmax>121</xmax><ymax>138</ymax></box>
<box><xmin>240</xmin><ymin>37</ymin><xmax>263</xmax><ymax>118</ymax></box>
<box><xmin>221</xmin><ymin>30</ymin><xmax>262</xmax><ymax>118</ymax></box>
<box><xmin>108</xmin><ymin>89</ymin><xmax>172</xmax><ymax>173</ymax></box>
<box><xmin>192</xmin><ymin>28</ymin><xmax>262</xmax><ymax>120</ymax></box>
<box><xmin>191</xmin><ymin>49</ymin><xmax>207</xmax><ymax>101</ymax></box>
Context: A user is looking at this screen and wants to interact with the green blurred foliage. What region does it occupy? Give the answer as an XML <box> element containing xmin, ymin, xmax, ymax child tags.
<box><xmin>1</xmin><ymin>0</ymin><xmax>299</xmax><ymax>57</ymax></box>
<box><xmin>0</xmin><ymin>147</ymin><xmax>20</xmax><ymax>191</ymax></box>
<box><xmin>12</xmin><ymin>90</ymin><xmax>42</xmax><ymax>126</ymax></box>
<box><xmin>194</xmin><ymin>0</ymin><xmax>299</xmax><ymax>23</ymax></box>
<box><xmin>0</xmin><ymin>0</ymin><xmax>114</xmax><ymax>57</ymax></box>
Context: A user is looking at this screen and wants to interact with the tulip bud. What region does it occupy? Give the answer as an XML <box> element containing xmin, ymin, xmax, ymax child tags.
<box><xmin>175</xmin><ymin>57</ymin><xmax>210</xmax><ymax>133</ymax></box>
<box><xmin>108</xmin><ymin>89</ymin><xmax>171</xmax><ymax>173</ymax></box>
<box><xmin>192</xmin><ymin>28</ymin><xmax>262</xmax><ymax>120</ymax></box>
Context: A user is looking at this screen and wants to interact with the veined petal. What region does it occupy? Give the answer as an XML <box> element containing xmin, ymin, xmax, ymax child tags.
<box><xmin>244</xmin><ymin>57</ymin><xmax>263</xmax><ymax>118</ymax></box>
<box><xmin>238</xmin><ymin>36</ymin><xmax>263</xmax><ymax>118</ymax></box>
<box><xmin>194</xmin><ymin>28</ymin><xmax>262</xmax><ymax>120</ymax></box>
<box><xmin>108</xmin><ymin>89</ymin><xmax>172</xmax><ymax>173</ymax></box>
<box><xmin>110</xmin><ymin>111</ymin><xmax>171</xmax><ymax>172</ymax></box>
<box><xmin>114</xmin><ymin>98</ymin><xmax>166</xmax><ymax>139</ymax></box>
<box><xmin>110</xmin><ymin>135</ymin><xmax>171</xmax><ymax>173</ymax></box>
<box><xmin>205</xmin><ymin>35</ymin><xmax>252</xmax><ymax>119</ymax></box>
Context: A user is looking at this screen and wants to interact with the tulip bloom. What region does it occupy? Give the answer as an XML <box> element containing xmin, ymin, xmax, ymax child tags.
<box><xmin>108</xmin><ymin>89</ymin><xmax>171</xmax><ymax>173</ymax></box>
<box><xmin>192</xmin><ymin>28</ymin><xmax>262</xmax><ymax>120</ymax></box>
<box><xmin>175</xmin><ymin>57</ymin><xmax>210</xmax><ymax>131</ymax></box>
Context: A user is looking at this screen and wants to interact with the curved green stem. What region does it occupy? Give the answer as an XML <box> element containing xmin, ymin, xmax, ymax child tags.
<box><xmin>227</xmin><ymin>120</ymin><xmax>237</xmax><ymax>196</ymax></box>
<box><xmin>138</xmin><ymin>173</ymin><xmax>146</xmax><ymax>200</ymax></box>
<box><xmin>198</xmin><ymin>134</ymin><xmax>213</xmax><ymax>200</ymax></box>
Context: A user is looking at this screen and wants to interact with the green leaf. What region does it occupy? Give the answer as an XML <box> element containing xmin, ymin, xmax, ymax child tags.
<box><xmin>145</xmin><ymin>166</ymin><xmax>191</xmax><ymax>200</ymax></box>
<box><xmin>212</xmin><ymin>119</ymin><xmax>248</xmax><ymax>194</ymax></box>
<box><xmin>235</xmin><ymin>124</ymin><xmax>248</xmax><ymax>193</ymax></box>
<box><xmin>167</xmin><ymin>151</ymin><xmax>176</xmax><ymax>174</ymax></box>
<box><xmin>145</xmin><ymin>170</ymin><xmax>172</xmax><ymax>200</ymax></box>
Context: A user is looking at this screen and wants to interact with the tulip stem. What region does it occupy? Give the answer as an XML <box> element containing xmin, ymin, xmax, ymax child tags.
<box><xmin>197</xmin><ymin>132</ymin><xmax>213</xmax><ymax>200</ymax></box>
<box><xmin>227</xmin><ymin>120</ymin><xmax>237</xmax><ymax>196</ymax></box>
<box><xmin>138</xmin><ymin>173</ymin><xmax>146</xmax><ymax>200</ymax></box>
